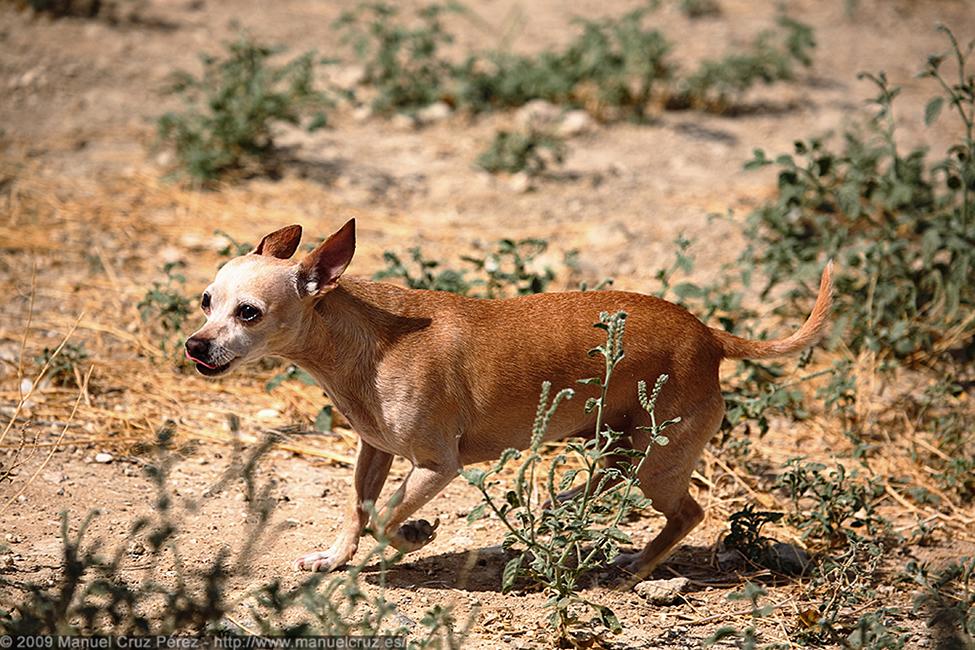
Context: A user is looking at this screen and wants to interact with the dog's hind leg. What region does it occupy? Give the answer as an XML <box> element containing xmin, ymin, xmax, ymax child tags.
<box><xmin>612</xmin><ymin>490</ymin><xmax>704</xmax><ymax>584</ymax></box>
<box><xmin>376</xmin><ymin>460</ymin><xmax>459</xmax><ymax>553</ymax></box>
<box><xmin>295</xmin><ymin>440</ymin><xmax>393</xmax><ymax>572</ymax></box>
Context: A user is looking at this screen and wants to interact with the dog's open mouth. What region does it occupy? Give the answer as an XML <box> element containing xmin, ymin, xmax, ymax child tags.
<box><xmin>186</xmin><ymin>352</ymin><xmax>234</xmax><ymax>377</ymax></box>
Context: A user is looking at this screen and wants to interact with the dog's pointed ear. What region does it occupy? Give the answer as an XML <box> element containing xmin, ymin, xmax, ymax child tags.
<box><xmin>297</xmin><ymin>219</ymin><xmax>355</xmax><ymax>297</ymax></box>
<box><xmin>253</xmin><ymin>224</ymin><xmax>303</xmax><ymax>259</ymax></box>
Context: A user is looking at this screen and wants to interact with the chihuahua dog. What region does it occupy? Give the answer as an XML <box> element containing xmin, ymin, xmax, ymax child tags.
<box><xmin>185</xmin><ymin>219</ymin><xmax>832</xmax><ymax>581</ymax></box>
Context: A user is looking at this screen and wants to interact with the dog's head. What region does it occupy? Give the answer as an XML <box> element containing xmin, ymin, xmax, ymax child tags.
<box><xmin>184</xmin><ymin>219</ymin><xmax>355</xmax><ymax>377</ymax></box>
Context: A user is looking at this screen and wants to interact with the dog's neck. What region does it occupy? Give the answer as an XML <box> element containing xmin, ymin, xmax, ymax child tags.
<box><xmin>281</xmin><ymin>277</ymin><xmax>430</xmax><ymax>432</ymax></box>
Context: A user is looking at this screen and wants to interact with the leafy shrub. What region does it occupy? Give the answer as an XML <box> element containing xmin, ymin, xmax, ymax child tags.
<box><xmin>464</xmin><ymin>311</ymin><xmax>678</xmax><ymax>642</ymax></box>
<box><xmin>466</xmin><ymin>6</ymin><xmax>672</xmax><ymax>120</ymax></box>
<box><xmin>723</xmin><ymin>505</ymin><xmax>784</xmax><ymax>567</ymax></box>
<box><xmin>333</xmin><ymin>2</ymin><xmax>459</xmax><ymax>115</ymax></box>
<box><xmin>157</xmin><ymin>34</ymin><xmax>330</xmax><ymax>183</ymax></box>
<box><xmin>778</xmin><ymin>459</ymin><xmax>887</xmax><ymax>545</ymax></box>
<box><xmin>138</xmin><ymin>261</ymin><xmax>191</xmax><ymax>360</ymax></box>
<box><xmin>741</xmin><ymin>26</ymin><xmax>973</xmax><ymax>367</ymax></box>
<box><xmin>668</xmin><ymin>15</ymin><xmax>815</xmax><ymax>111</ymax></box>
<box><xmin>337</xmin><ymin>2</ymin><xmax>673</xmax><ymax>121</ymax></box>
<box><xmin>375</xmin><ymin>238</ymin><xmax>557</xmax><ymax>298</ymax></box>
<box><xmin>476</xmin><ymin>130</ymin><xmax>566</xmax><ymax>177</ymax></box>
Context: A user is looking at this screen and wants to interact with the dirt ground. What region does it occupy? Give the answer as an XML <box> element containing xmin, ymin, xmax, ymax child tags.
<box><xmin>1</xmin><ymin>0</ymin><xmax>974</xmax><ymax>647</ymax></box>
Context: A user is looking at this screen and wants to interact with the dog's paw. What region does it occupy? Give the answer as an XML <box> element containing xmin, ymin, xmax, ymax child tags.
<box><xmin>293</xmin><ymin>551</ymin><xmax>343</xmax><ymax>573</ymax></box>
<box><xmin>391</xmin><ymin>518</ymin><xmax>440</xmax><ymax>552</ymax></box>
<box><xmin>605</xmin><ymin>551</ymin><xmax>647</xmax><ymax>591</ymax></box>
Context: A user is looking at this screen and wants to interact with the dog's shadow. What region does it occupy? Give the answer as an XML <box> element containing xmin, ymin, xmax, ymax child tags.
<box><xmin>358</xmin><ymin>542</ymin><xmax>805</xmax><ymax>594</ymax></box>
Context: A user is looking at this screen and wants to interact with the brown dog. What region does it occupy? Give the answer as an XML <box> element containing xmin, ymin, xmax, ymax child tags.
<box><xmin>185</xmin><ymin>219</ymin><xmax>832</xmax><ymax>580</ymax></box>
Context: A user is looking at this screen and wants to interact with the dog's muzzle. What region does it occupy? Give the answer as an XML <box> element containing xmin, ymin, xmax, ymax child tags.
<box><xmin>185</xmin><ymin>337</ymin><xmax>235</xmax><ymax>376</ymax></box>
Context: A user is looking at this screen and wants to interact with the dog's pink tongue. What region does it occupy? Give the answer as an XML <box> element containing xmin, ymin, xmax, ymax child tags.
<box><xmin>185</xmin><ymin>350</ymin><xmax>218</xmax><ymax>369</ymax></box>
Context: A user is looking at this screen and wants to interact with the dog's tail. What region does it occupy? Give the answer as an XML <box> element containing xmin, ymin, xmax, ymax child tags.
<box><xmin>710</xmin><ymin>261</ymin><xmax>834</xmax><ymax>360</ymax></box>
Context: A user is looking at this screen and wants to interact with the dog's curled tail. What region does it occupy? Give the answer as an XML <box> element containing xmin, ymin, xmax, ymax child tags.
<box><xmin>711</xmin><ymin>261</ymin><xmax>834</xmax><ymax>360</ymax></box>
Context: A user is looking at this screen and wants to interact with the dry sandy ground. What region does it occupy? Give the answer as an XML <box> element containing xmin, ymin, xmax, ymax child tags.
<box><xmin>1</xmin><ymin>0</ymin><xmax>973</xmax><ymax>647</ymax></box>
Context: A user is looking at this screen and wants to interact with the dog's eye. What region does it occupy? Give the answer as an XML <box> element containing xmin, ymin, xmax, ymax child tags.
<box><xmin>201</xmin><ymin>292</ymin><xmax>211</xmax><ymax>312</ymax></box>
<box><xmin>236</xmin><ymin>304</ymin><xmax>262</xmax><ymax>322</ymax></box>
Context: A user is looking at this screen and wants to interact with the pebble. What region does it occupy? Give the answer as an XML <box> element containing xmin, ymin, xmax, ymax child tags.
<box><xmin>94</xmin><ymin>452</ymin><xmax>114</xmax><ymax>464</ymax></box>
<box><xmin>416</xmin><ymin>101</ymin><xmax>452</xmax><ymax>124</ymax></box>
<box><xmin>391</xmin><ymin>113</ymin><xmax>417</xmax><ymax>131</ymax></box>
<box><xmin>509</xmin><ymin>171</ymin><xmax>533</xmax><ymax>193</ymax></box>
<box><xmin>515</xmin><ymin>99</ymin><xmax>561</xmax><ymax>129</ymax></box>
<box><xmin>634</xmin><ymin>576</ymin><xmax>689</xmax><ymax>605</ymax></box>
<box><xmin>256</xmin><ymin>408</ymin><xmax>280</xmax><ymax>419</ymax></box>
<box><xmin>558</xmin><ymin>109</ymin><xmax>595</xmax><ymax>136</ymax></box>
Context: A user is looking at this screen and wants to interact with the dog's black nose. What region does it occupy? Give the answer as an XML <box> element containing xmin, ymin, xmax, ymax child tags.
<box><xmin>185</xmin><ymin>336</ymin><xmax>210</xmax><ymax>361</ymax></box>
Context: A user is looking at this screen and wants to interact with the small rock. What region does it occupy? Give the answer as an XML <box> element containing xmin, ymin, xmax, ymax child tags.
<box><xmin>0</xmin><ymin>555</ymin><xmax>14</xmax><ymax>571</ymax></box>
<box><xmin>256</xmin><ymin>408</ymin><xmax>280</xmax><ymax>420</ymax></box>
<box><xmin>509</xmin><ymin>171</ymin><xmax>533</xmax><ymax>193</ymax></box>
<box><xmin>515</xmin><ymin>99</ymin><xmax>561</xmax><ymax>129</ymax></box>
<box><xmin>634</xmin><ymin>576</ymin><xmax>689</xmax><ymax>605</ymax></box>
<box><xmin>16</xmin><ymin>495</ymin><xmax>26</xmax><ymax>504</ymax></box>
<box><xmin>391</xmin><ymin>113</ymin><xmax>417</xmax><ymax>131</ymax></box>
<box><xmin>94</xmin><ymin>452</ymin><xmax>114</xmax><ymax>464</ymax></box>
<box><xmin>4</xmin><ymin>534</ymin><xmax>20</xmax><ymax>543</ymax></box>
<box><xmin>285</xmin><ymin>518</ymin><xmax>301</xmax><ymax>528</ymax></box>
<box><xmin>558</xmin><ymin>109</ymin><xmax>594</xmax><ymax>137</ymax></box>
<box><xmin>155</xmin><ymin>150</ymin><xmax>174</xmax><ymax>167</ymax></box>
<box><xmin>416</xmin><ymin>101</ymin><xmax>452</xmax><ymax>124</ymax></box>
<box><xmin>352</xmin><ymin>105</ymin><xmax>373</xmax><ymax>122</ymax></box>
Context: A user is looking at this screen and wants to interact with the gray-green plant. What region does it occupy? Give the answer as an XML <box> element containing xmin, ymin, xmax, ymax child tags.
<box><xmin>739</xmin><ymin>26</ymin><xmax>974</xmax><ymax>501</ymax></box>
<box><xmin>375</xmin><ymin>238</ymin><xmax>557</xmax><ymax>298</ymax></box>
<box><xmin>476</xmin><ymin>130</ymin><xmax>566</xmax><ymax>177</ymax></box>
<box><xmin>138</xmin><ymin>261</ymin><xmax>191</xmax><ymax>360</ymax></box>
<box><xmin>157</xmin><ymin>34</ymin><xmax>330</xmax><ymax>183</ymax></box>
<box><xmin>778</xmin><ymin>459</ymin><xmax>888</xmax><ymax>545</ymax></box>
<box><xmin>669</xmin><ymin>15</ymin><xmax>815</xmax><ymax>111</ymax></box>
<box><xmin>333</xmin><ymin>2</ymin><xmax>460</xmax><ymax>115</ymax></box>
<box><xmin>35</xmin><ymin>342</ymin><xmax>90</xmax><ymax>388</ymax></box>
<box><xmin>463</xmin><ymin>311</ymin><xmax>678</xmax><ymax>642</ymax></box>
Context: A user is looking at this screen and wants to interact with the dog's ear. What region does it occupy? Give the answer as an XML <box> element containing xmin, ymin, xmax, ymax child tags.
<box><xmin>297</xmin><ymin>219</ymin><xmax>355</xmax><ymax>297</ymax></box>
<box><xmin>253</xmin><ymin>224</ymin><xmax>303</xmax><ymax>259</ymax></box>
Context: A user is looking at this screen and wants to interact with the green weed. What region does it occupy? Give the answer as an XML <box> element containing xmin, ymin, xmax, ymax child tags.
<box><xmin>476</xmin><ymin>129</ymin><xmax>566</xmax><ymax>177</ymax></box>
<box><xmin>138</xmin><ymin>261</ymin><xmax>191</xmax><ymax>361</ymax></box>
<box><xmin>742</xmin><ymin>26</ymin><xmax>974</xmax><ymax>367</ymax></box>
<box><xmin>375</xmin><ymin>238</ymin><xmax>557</xmax><ymax>298</ymax></box>
<box><xmin>157</xmin><ymin>34</ymin><xmax>330</xmax><ymax>183</ymax></box>
<box><xmin>35</xmin><ymin>342</ymin><xmax>89</xmax><ymax>388</ymax></box>
<box><xmin>464</xmin><ymin>311</ymin><xmax>678</xmax><ymax>643</ymax></box>
<box><xmin>333</xmin><ymin>2</ymin><xmax>461</xmax><ymax>115</ymax></box>
<box><xmin>778</xmin><ymin>459</ymin><xmax>887</xmax><ymax>545</ymax></box>
<box><xmin>668</xmin><ymin>15</ymin><xmax>815</xmax><ymax>111</ymax></box>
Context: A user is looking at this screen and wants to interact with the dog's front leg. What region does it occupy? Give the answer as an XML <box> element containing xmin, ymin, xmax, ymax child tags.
<box><xmin>294</xmin><ymin>440</ymin><xmax>393</xmax><ymax>572</ymax></box>
<box><xmin>377</xmin><ymin>462</ymin><xmax>458</xmax><ymax>553</ymax></box>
